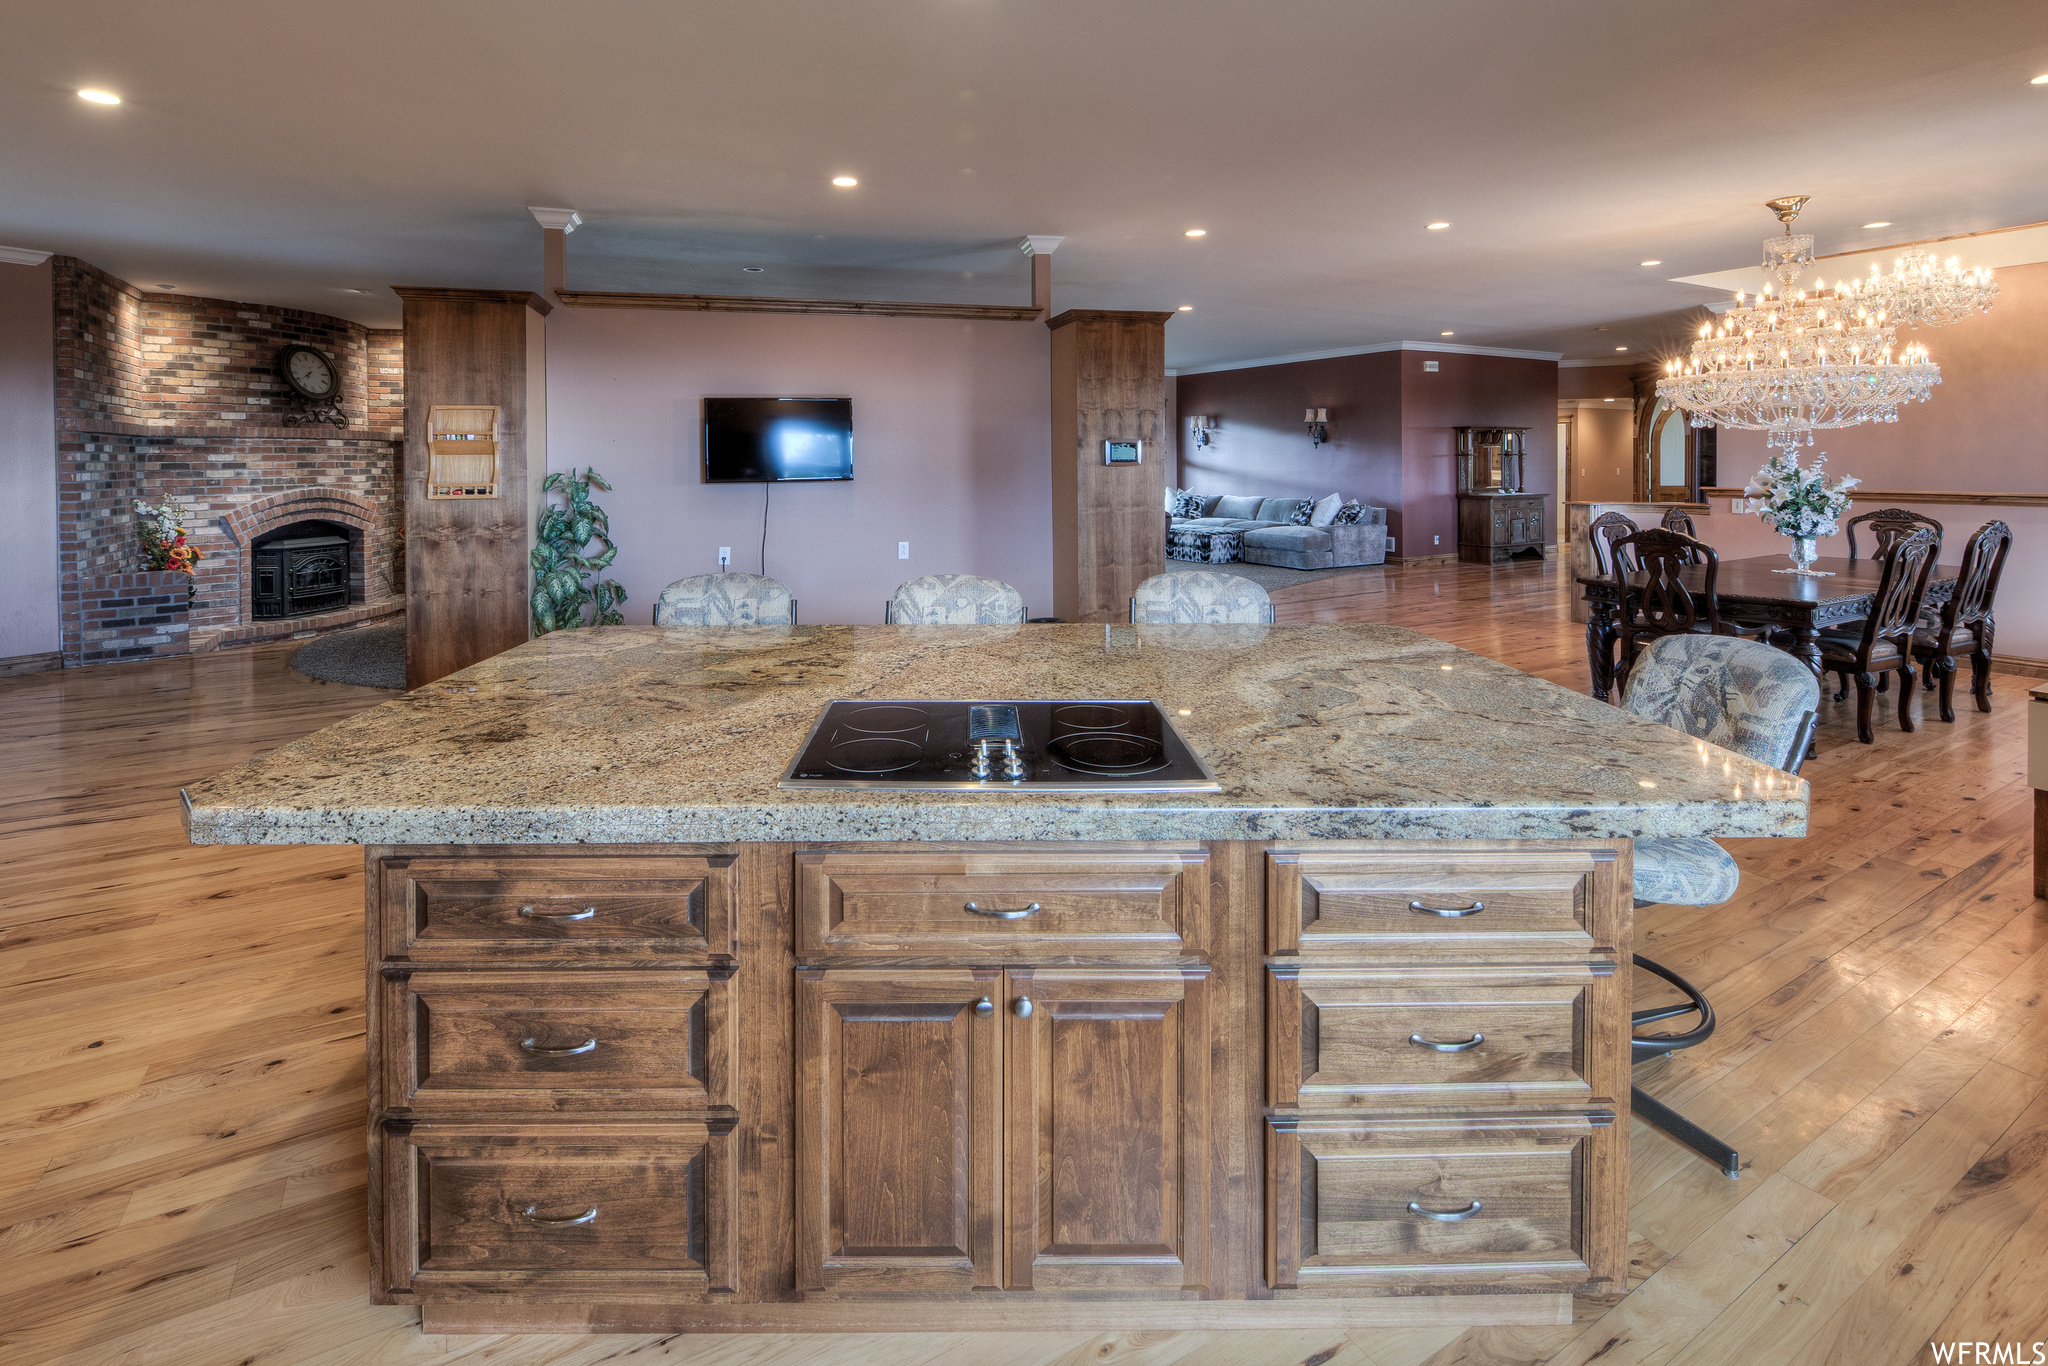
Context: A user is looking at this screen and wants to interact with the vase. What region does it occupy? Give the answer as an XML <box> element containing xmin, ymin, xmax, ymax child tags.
<box><xmin>1773</xmin><ymin>534</ymin><xmax>1834</xmax><ymax>577</ymax></box>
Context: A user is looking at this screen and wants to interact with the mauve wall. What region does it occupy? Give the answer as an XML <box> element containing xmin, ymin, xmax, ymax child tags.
<box><xmin>1173</xmin><ymin>351</ymin><xmax>1404</xmax><ymax>539</ymax></box>
<box><xmin>545</xmin><ymin>308</ymin><xmax>1053</xmax><ymax>625</ymax></box>
<box><xmin>1567</xmin><ymin>406</ymin><xmax>1637</xmax><ymax>504</ymax></box>
<box><xmin>1711</xmin><ymin>259</ymin><xmax>2048</xmax><ymax>662</ymax></box>
<box><xmin>0</xmin><ymin>260</ymin><xmax>60</xmax><ymax>660</ymax></box>
<box><xmin>1400</xmin><ymin>351</ymin><xmax>1559</xmax><ymax>559</ymax></box>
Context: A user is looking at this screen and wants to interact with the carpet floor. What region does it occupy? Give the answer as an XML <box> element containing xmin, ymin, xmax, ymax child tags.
<box><xmin>289</xmin><ymin>620</ymin><xmax>406</xmax><ymax>690</ymax></box>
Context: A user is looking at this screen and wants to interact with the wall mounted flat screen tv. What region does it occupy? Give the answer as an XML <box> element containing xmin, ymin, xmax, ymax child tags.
<box><xmin>703</xmin><ymin>397</ymin><xmax>853</xmax><ymax>483</ymax></box>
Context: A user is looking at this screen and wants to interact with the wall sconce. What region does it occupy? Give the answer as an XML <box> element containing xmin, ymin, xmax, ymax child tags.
<box><xmin>1304</xmin><ymin>408</ymin><xmax>1329</xmax><ymax>447</ymax></box>
<box><xmin>1190</xmin><ymin>415</ymin><xmax>1217</xmax><ymax>447</ymax></box>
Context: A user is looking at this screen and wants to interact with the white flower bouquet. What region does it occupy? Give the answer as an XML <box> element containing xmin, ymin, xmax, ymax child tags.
<box><xmin>1743</xmin><ymin>452</ymin><xmax>1858</xmax><ymax>575</ymax></box>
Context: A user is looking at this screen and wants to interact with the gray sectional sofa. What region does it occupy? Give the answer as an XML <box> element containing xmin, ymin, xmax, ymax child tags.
<box><xmin>1169</xmin><ymin>493</ymin><xmax>1388</xmax><ymax>570</ymax></box>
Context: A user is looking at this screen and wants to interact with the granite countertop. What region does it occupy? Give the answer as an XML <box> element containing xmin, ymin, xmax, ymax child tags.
<box><xmin>182</xmin><ymin>623</ymin><xmax>1808</xmax><ymax>846</ymax></box>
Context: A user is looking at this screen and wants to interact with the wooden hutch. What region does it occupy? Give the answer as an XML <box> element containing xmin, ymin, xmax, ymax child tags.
<box><xmin>1454</xmin><ymin>427</ymin><xmax>1547</xmax><ymax>565</ymax></box>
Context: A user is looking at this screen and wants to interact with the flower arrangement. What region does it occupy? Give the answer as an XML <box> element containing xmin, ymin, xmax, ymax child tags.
<box><xmin>133</xmin><ymin>495</ymin><xmax>201</xmax><ymax>579</ymax></box>
<box><xmin>1742</xmin><ymin>451</ymin><xmax>1858</xmax><ymax>575</ymax></box>
<box><xmin>531</xmin><ymin>468</ymin><xmax>626</xmax><ymax>633</ymax></box>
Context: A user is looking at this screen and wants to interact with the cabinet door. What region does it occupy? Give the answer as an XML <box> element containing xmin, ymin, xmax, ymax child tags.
<box><xmin>1004</xmin><ymin>967</ymin><xmax>1210</xmax><ymax>1291</ymax></box>
<box><xmin>795</xmin><ymin>968</ymin><xmax>1001</xmax><ymax>1291</ymax></box>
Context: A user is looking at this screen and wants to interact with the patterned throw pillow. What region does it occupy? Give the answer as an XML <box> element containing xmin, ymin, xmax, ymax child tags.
<box><xmin>1333</xmin><ymin>501</ymin><xmax>1365</xmax><ymax>525</ymax></box>
<box><xmin>1171</xmin><ymin>490</ymin><xmax>1207</xmax><ymax>519</ymax></box>
<box><xmin>1288</xmin><ymin>500</ymin><xmax>1315</xmax><ymax>526</ymax></box>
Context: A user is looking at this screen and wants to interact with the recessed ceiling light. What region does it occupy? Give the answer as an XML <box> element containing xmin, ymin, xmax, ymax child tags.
<box><xmin>1615</xmin><ymin>345</ymin><xmax>1629</xmax><ymax>351</ymax></box>
<box><xmin>1640</xmin><ymin>260</ymin><xmax>1661</xmax><ymax>266</ymax></box>
<box><xmin>742</xmin><ymin>266</ymin><xmax>766</xmax><ymax>273</ymax></box>
<box><xmin>1177</xmin><ymin>305</ymin><xmax>1193</xmax><ymax>311</ymax></box>
<box><xmin>2032</xmin><ymin>74</ymin><xmax>2048</xmax><ymax>84</ymax></box>
<box><xmin>78</xmin><ymin>89</ymin><xmax>121</xmax><ymax>105</ymax></box>
<box><xmin>157</xmin><ymin>284</ymin><xmax>176</xmax><ymax>290</ymax></box>
<box><xmin>337</xmin><ymin>287</ymin><xmax>371</xmax><ymax>295</ymax></box>
<box><xmin>1440</xmin><ymin>331</ymin><xmax>1454</xmax><ymax>336</ymax></box>
<box><xmin>1184</xmin><ymin>228</ymin><xmax>1206</xmax><ymax>237</ymax></box>
<box><xmin>830</xmin><ymin>175</ymin><xmax>858</xmax><ymax>187</ymax></box>
<box><xmin>1426</xmin><ymin>222</ymin><xmax>1451</xmax><ymax>230</ymax></box>
<box><xmin>1863</xmin><ymin>221</ymin><xmax>1892</xmax><ymax>229</ymax></box>
<box><xmin>1604</xmin><ymin>397</ymin><xmax>1617</xmax><ymax>401</ymax></box>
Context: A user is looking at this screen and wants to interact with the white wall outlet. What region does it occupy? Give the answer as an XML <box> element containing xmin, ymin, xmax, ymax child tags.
<box><xmin>717</xmin><ymin>546</ymin><xmax>731</xmax><ymax>567</ymax></box>
<box><xmin>898</xmin><ymin>541</ymin><xmax>910</xmax><ymax>559</ymax></box>
<box><xmin>1386</xmin><ymin>535</ymin><xmax>1396</xmax><ymax>551</ymax></box>
<box><xmin>1433</xmin><ymin>534</ymin><xmax>1440</xmax><ymax>546</ymax></box>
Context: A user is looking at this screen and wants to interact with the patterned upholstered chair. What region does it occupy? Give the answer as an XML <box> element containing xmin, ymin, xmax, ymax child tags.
<box><xmin>1621</xmin><ymin>633</ymin><xmax>1820</xmax><ymax>1177</ymax></box>
<box><xmin>652</xmin><ymin>572</ymin><xmax>796</xmax><ymax>626</ymax></box>
<box><xmin>1129</xmin><ymin>571</ymin><xmax>1274</xmax><ymax>625</ymax></box>
<box><xmin>886</xmin><ymin>574</ymin><xmax>1026</xmax><ymax>625</ymax></box>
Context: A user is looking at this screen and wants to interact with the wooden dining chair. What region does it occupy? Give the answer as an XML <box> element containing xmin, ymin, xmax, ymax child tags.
<box><xmin>1587</xmin><ymin>511</ymin><xmax>1639</xmax><ymax>576</ymax></box>
<box><xmin>1911</xmin><ymin>520</ymin><xmax>2012</xmax><ymax>723</ymax></box>
<box><xmin>1608</xmin><ymin>528</ymin><xmax>1763</xmax><ymax>692</ymax></box>
<box><xmin>1658</xmin><ymin>507</ymin><xmax>1709</xmax><ymax>563</ymax></box>
<box><xmin>1846</xmin><ymin>507</ymin><xmax>1942</xmax><ymax>560</ymax></box>
<box><xmin>1814</xmin><ymin>527</ymin><xmax>1940</xmax><ymax>743</ymax></box>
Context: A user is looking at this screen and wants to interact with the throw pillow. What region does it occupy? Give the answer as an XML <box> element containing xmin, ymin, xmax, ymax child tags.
<box><xmin>1333</xmin><ymin>500</ymin><xmax>1365</xmax><ymax>525</ymax></box>
<box><xmin>1165</xmin><ymin>485</ymin><xmax>1184</xmax><ymax>514</ymax></box>
<box><xmin>1308</xmin><ymin>492</ymin><xmax>1343</xmax><ymax>527</ymax></box>
<box><xmin>1288</xmin><ymin>500</ymin><xmax>1315</xmax><ymax>526</ymax></box>
<box><xmin>1171</xmin><ymin>490</ymin><xmax>1207</xmax><ymax>518</ymax></box>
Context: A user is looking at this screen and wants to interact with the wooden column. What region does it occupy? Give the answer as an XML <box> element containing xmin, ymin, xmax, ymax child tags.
<box><xmin>1048</xmin><ymin>309</ymin><xmax>1172</xmax><ymax>624</ymax></box>
<box><xmin>393</xmin><ymin>287</ymin><xmax>551</xmax><ymax>689</ymax></box>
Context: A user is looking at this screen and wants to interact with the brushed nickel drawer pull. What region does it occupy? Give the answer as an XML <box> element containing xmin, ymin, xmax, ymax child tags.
<box><xmin>519</xmin><ymin>1036</ymin><xmax>598</xmax><ymax>1056</ymax></box>
<box><xmin>1409</xmin><ymin>1033</ymin><xmax>1484</xmax><ymax>1052</ymax></box>
<box><xmin>964</xmin><ymin>901</ymin><xmax>1042</xmax><ymax>920</ymax></box>
<box><xmin>519</xmin><ymin>905</ymin><xmax>597</xmax><ymax>921</ymax></box>
<box><xmin>1015</xmin><ymin>996</ymin><xmax>1034</xmax><ymax>1019</ymax></box>
<box><xmin>521</xmin><ymin>1204</ymin><xmax>598</xmax><ymax>1226</ymax></box>
<box><xmin>1407</xmin><ymin>898</ymin><xmax>1485</xmax><ymax>918</ymax></box>
<box><xmin>1408</xmin><ymin>1200</ymin><xmax>1482</xmax><ymax>1221</ymax></box>
<box><xmin>974</xmin><ymin>998</ymin><xmax>994</xmax><ymax>1018</ymax></box>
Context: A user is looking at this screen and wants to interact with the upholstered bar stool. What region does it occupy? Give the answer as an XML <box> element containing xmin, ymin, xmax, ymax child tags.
<box><xmin>653</xmin><ymin>572</ymin><xmax>796</xmax><ymax>626</ymax></box>
<box><xmin>1130</xmin><ymin>571</ymin><xmax>1274</xmax><ymax>624</ymax></box>
<box><xmin>1622</xmin><ymin>634</ymin><xmax>1820</xmax><ymax>1177</ymax></box>
<box><xmin>886</xmin><ymin>574</ymin><xmax>1026</xmax><ymax>625</ymax></box>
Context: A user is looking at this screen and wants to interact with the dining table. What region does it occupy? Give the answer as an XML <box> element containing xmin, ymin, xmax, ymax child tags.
<box><xmin>1577</xmin><ymin>554</ymin><xmax>1957</xmax><ymax>702</ymax></box>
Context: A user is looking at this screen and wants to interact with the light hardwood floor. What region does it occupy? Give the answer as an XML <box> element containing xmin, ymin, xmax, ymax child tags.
<box><xmin>2</xmin><ymin>558</ymin><xmax>2041</xmax><ymax>1365</ymax></box>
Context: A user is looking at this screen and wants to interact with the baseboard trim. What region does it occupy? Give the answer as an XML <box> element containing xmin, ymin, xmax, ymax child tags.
<box><xmin>0</xmin><ymin>650</ymin><xmax>62</xmax><ymax>678</ymax></box>
<box><xmin>1991</xmin><ymin>653</ymin><xmax>2048</xmax><ymax>680</ymax></box>
<box><xmin>1393</xmin><ymin>553</ymin><xmax>1459</xmax><ymax>566</ymax></box>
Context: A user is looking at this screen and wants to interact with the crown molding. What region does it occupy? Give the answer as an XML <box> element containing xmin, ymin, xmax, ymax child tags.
<box><xmin>528</xmin><ymin>206</ymin><xmax>582</xmax><ymax>233</ymax></box>
<box><xmin>1019</xmin><ymin>235</ymin><xmax>1064</xmax><ymax>255</ymax></box>
<box><xmin>0</xmin><ymin>245</ymin><xmax>54</xmax><ymax>266</ymax></box>
<box><xmin>1173</xmin><ymin>339</ymin><xmax>1562</xmax><ymax>377</ymax></box>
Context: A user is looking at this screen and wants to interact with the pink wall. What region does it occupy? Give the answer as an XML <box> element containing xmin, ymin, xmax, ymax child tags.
<box><xmin>544</xmin><ymin>308</ymin><xmax>1053</xmax><ymax>625</ymax></box>
<box><xmin>1399</xmin><ymin>351</ymin><xmax>1559</xmax><ymax>559</ymax></box>
<box><xmin>1712</xmin><ymin>259</ymin><xmax>2048</xmax><ymax>662</ymax></box>
<box><xmin>0</xmin><ymin>260</ymin><xmax>59</xmax><ymax>661</ymax></box>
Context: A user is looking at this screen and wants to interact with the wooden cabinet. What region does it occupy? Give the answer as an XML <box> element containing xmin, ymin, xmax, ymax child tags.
<box><xmin>1266</xmin><ymin>846</ymin><xmax>1617</xmax><ymax>956</ymax></box>
<box><xmin>796</xmin><ymin>965</ymin><xmax>1211</xmax><ymax>1293</ymax></box>
<box><xmin>378</xmin><ymin>853</ymin><xmax>738</xmax><ymax>960</ymax></box>
<box><xmin>1457</xmin><ymin>493</ymin><xmax>1547</xmax><ymax>565</ymax></box>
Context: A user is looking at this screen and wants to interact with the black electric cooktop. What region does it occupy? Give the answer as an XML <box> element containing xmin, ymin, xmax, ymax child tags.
<box><xmin>777</xmin><ymin>700</ymin><xmax>1221</xmax><ymax>792</ymax></box>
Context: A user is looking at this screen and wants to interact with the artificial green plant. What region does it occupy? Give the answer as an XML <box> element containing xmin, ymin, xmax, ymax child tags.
<box><xmin>531</xmin><ymin>467</ymin><xmax>627</xmax><ymax>633</ymax></box>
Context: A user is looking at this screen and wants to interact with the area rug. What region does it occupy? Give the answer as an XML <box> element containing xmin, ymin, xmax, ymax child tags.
<box><xmin>289</xmin><ymin>621</ymin><xmax>406</xmax><ymax>690</ymax></box>
<box><xmin>1159</xmin><ymin>560</ymin><xmax>1385</xmax><ymax>594</ymax></box>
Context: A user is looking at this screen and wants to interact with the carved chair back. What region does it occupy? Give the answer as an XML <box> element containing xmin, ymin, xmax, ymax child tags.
<box><xmin>1847</xmin><ymin>507</ymin><xmax>1943</xmax><ymax>561</ymax></box>
<box><xmin>1840</xmin><ymin>527</ymin><xmax>1940</xmax><ymax>669</ymax></box>
<box><xmin>1928</xmin><ymin>520</ymin><xmax>2011</xmax><ymax>652</ymax></box>
<box><xmin>1612</xmin><ymin>528</ymin><xmax>1721</xmax><ymax>648</ymax></box>
<box><xmin>1588</xmin><ymin>511</ymin><xmax>1640</xmax><ymax>577</ymax></box>
<box><xmin>1658</xmin><ymin>507</ymin><xmax>1708</xmax><ymax>562</ymax></box>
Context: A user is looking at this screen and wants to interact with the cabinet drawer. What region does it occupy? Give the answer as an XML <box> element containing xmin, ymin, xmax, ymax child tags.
<box><xmin>1266</xmin><ymin>1113</ymin><xmax>1617</xmax><ymax>1291</ymax></box>
<box><xmin>376</xmin><ymin>1121</ymin><xmax>735</xmax><ymax>1298</ymax></box>
<box><xmin>377</xmin><ymin>855</ymin><xmax>737</xmax><ymax>961</ymax></box>
<box><xmin>381</xmin><ymin>969</ymin><xmax>734</xmax><ymax>1113</ymax></box>
<box><xmin>1268</xmin><ymin>965</ymin><xmax>1607</xmax><ymax>1107</ymax></box>
<box><xmin>796</xmin><ymin>849</ymin><xmax>1207</xmax><ymax>957</ymax></box>
<box><xmin>1266</xmin><ymin>846</ymin><xmax>1620</xmax><ymax>954</ymax></box>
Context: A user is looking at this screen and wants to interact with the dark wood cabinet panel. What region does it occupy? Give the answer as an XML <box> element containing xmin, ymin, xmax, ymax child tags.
<box><xmin>381</xmin><ymin>968</ymin><xmax>734</xmax><ymax>1113</ymax></box>
<box><xmin>1267</xmin><ymin>964</ymin><xmax>1607</xmax><ymax>1108</ymax></box>
<box><xmin>1004</xmin><ymin>966</ymin><xmax>1210</xmax><ymax>1291</ymax></box>
<box><xmin>378</xmin><ymin>1120</ymin><xmax>736</xmax><ymax>1298</ymax></box>
<box><xmin>1266</xmin><ymin>1112</ymin><xmax>1618</xmax><ymax>1292</ymax></box>
<box><xmin>1266</xmin><ymin>844</ymin><xmax>1621</xmax><ymax>956</ymax></box>
<box><xmin>1457</xmin><ymin>494</ymin><xmax>1547</xmax><ymax>566</ymax></box>
<box><xmin>794</xmin><ymin>968</ymin><xmax>1002</xmax><ymax>1291</ymax></box>
<box><xmin>378</xmin><ymin>853</ymin><xmax>737</xmax><ymax>960</ymax></box>
<box><xmin>795</xmin><ymin>848</ymin><xmax>1207</xmax><ymax>958</ymax></box>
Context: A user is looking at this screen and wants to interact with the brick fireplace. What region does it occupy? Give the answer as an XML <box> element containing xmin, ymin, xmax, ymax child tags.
<box><xmin>54</xmin><ymin>258</ymin><xmax>406</xmax><ymax>664</ymax></box>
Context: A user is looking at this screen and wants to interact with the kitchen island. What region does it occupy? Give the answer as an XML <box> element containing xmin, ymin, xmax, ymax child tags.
<box><xmin>183</xmin><ymin>623</ymin><xmax>1806</xmax><ymax>1335</ymax></box>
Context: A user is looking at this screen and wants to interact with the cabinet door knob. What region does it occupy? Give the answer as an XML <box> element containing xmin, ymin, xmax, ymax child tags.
<box><xmin>974</xmin><ymin>997</ymin><xmax>994</xmax><ymax>1018</ymax></box>
<box><xmin>1014</xmin><ymin>996</ymin><xmax>1034</xmax><ymax>1019</ymax></box>
<box><xmin>519</xmin><ymin>905</ymin><xmax>597</xmax><ymax>921</ymax></box>
<box><xmin>965</xmin><ymin>901</ymin><xmax>1042</xmax><ymax>920</ymax></box>
<box><xmin>519</xmin><ymin>1036</ymin><xmax>598</xmax><ymax>1056</ymax></box>
<box><xmin>521</xmin><ymin>1204</ymin><xmax>599</xmax><ymax>1226</ymax></box>
<box><xmin>1408</xmin><ymin>1199</ymin><xmax>1482</xmax><ymax>1222</ymax></box>
<box><xmin>1407</xmin><ymin>898</ymin><xmax>1485</xmax><ymax>918</ymax></box>
<box><xmin>1409</xmin><ymin>1033</ymin><xmax>1484</xmax><ymax>1052</ymax></box>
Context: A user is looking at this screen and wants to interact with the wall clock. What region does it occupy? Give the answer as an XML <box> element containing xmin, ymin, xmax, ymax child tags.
<box><xmin>277</xmin><ymin>344</ymin><xmax>347</xmax><ymax>427</ymax></box>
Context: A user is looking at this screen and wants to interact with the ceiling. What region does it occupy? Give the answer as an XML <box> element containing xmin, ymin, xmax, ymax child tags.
<box><xmin>6</xmin><ymin>0</ymin><xmax>2047</xmax><ymax>369</ymax></box>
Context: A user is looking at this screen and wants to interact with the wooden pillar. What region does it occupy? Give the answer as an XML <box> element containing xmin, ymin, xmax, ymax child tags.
<box><xmin>1048</xmin><ymin>310</ymin><xmax>1173</xmax><ymax>624</ymax></box>
<box><xmin>392</xmin><ymin>287</ymin><xmax>551</xmax><ymax>689</ymax></box>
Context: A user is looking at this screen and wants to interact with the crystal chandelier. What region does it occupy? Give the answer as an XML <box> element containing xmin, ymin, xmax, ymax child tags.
<box><xmin>1833</xmin><ymin>247</ymin><xmax>1999</xmax><ymax>329</ymax></box>
<box><xmin>1658</xmin><ymin>197</ymin><xmax>1942</xmax><ymax>454</ymax></box>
